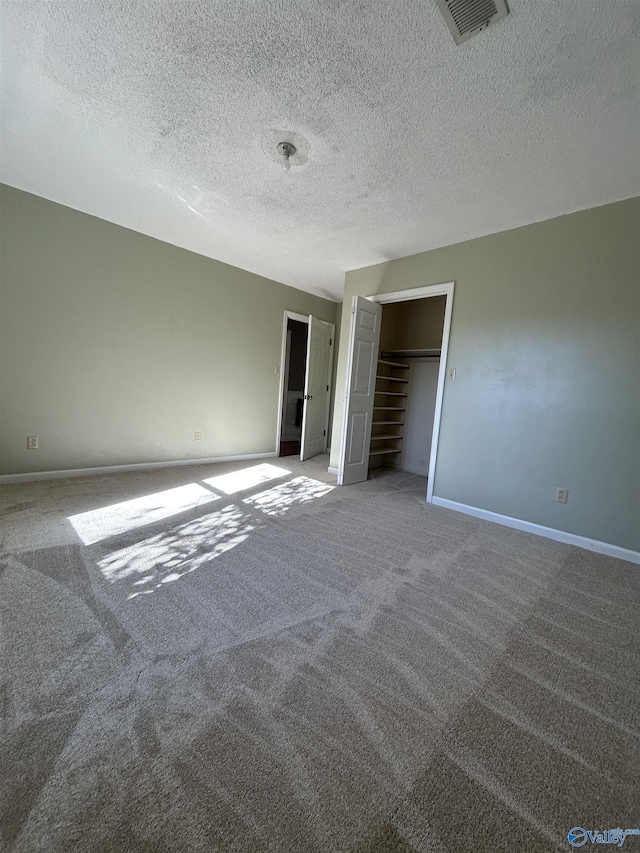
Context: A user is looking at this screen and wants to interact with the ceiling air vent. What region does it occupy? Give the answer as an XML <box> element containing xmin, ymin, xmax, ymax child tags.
<box><xmin>435</xmin><ymin>0</ymin><xmax>509</xmax><ymax>45</ymax></box>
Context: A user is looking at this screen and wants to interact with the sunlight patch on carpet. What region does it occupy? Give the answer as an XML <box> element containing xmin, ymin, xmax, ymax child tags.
<box><xmin>97</xmin><ymin>504</ymin><xmax>256</xmax><ymax>597</ymax></box>
<box><xmin>243</xmin><ymin>476</ymin><xmax>334</xmax><ymax>517</ymax></box>
<box><xmin>68</xmin><ymin>483</ymin><xmax>220</xmax><ymax>545</ymax></box>
<box><xmin>203</xmin><ymin>463</ymin><xmax>290</xmax><ymax>495</ymax></box>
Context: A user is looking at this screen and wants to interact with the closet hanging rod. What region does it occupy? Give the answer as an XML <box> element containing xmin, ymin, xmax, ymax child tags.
<box><xmin>380</xmin><ymin>348</ymin><xmax>441</xmax><ymax>359</ymax></box>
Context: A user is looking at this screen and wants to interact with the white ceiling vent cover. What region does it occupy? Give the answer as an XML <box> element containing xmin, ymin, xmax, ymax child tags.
<box><xmin>435</xmin><ymin>0</ymin><xmax>509</xmax><ymax>45</ymax></box>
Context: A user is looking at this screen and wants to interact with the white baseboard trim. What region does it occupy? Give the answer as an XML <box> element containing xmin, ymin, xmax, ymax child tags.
<box><xmin>0</xmin><ymin>452</ymin><xmax>278</xmax><ymax>485</ymax></box>
<box><xmin>431</xmin><ymin>496</ymin><xmax>640</xmax><ymax>565</ymax></box>
<box><xmin>327</xmin><ymin>466</ymin><xmax>339</xmax><ymax>476</ymax></box>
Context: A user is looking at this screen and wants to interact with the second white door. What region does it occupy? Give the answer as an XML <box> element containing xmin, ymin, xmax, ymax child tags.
<box><xmin>337</xmin><ymin>296</ymin><xmax>383</xmax><ymax>485</ymax></box>
<box><xmin>300</xmin><ymin>316</ymin><xmax>332</xmax><ymax>461</ymax></box>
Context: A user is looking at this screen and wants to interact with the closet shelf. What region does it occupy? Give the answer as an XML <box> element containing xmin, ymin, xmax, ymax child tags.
<box><xmin>375</xmin><ymin>374</ymin><xmax>409</xmax><ymax>383</ymax></box>
<box><xmin>377</xmin><ymin>359</ymin><xmax>410</xmax><ymax>369</ymax></box>
<box><xmin>369</xmin><ymin>356</ymin><xmax>414</xmax><ymax>471</ymax></box>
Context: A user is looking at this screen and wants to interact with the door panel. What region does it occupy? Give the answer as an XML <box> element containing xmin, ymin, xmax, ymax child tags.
<box><xmin>353</xmin><ymin>339</ymin><xmax>377</xmax><ymax>394</ymax></box>
<box><xmin>338</xmin><ymin>297</ymin><xmax>383</xmax><ymax>485</ymax></box>
<box><xmin>300</xmin><ymin>316</ymin><xmax>332</xmax><ymax>461</ymax></box>
<box><xmin>347</xmin><ymin>411</ymin><xmax>368</xmax><ymax>465</ymax></box>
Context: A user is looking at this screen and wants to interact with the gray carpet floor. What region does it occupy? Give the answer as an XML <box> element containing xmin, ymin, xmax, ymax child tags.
<box><xmin>1</xmin><ymin>455</ymin><xmax>638</xmax><ymax>852</ymax></box>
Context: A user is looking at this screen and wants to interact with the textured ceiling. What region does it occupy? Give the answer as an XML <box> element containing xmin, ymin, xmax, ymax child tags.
<box><xmin>1</xmin><ymin>1</ymin><xmax>638</xmax><ymax>301</ymax></box>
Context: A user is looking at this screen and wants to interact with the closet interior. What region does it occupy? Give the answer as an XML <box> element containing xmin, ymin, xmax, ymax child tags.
<box><xmin>369</xmin><ymin>295</ymin><xmax>446</xmax><ymax>477</ymax></box>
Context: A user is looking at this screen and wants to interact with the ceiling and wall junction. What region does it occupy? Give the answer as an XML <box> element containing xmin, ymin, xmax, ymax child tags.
<box><xmin>1</xmin><ymin>0</ymin><xmax>638</xmax><ymax>300</ymax></box>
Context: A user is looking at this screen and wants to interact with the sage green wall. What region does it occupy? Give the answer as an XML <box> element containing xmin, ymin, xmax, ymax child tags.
<box><xmin>0</xmin><ymin>185</ymin><xmax>337</xmax><ymax>475</ymax></box>
<box><xmin>330</xmin><ymin>198</ymin><xmax>640</xmax><ymax>552</ymax></box>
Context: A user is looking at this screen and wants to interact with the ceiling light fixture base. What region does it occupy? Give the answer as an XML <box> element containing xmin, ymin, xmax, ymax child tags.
<box><xmin>277</xmin><ymin>141</ymin><xmax>297</xmax><ymax>172</ymax></box>
<box><xmin>262</xmin><ymin>130</ymin><xmax>310</xmax><ymax>172</ymax></box>
<box><xmin>276</xmin><ymin>141</ymin><xmax>297</xmax><ymax>159</ymax></box>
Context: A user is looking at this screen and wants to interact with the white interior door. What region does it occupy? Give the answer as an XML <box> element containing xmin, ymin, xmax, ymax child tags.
<box><xmin>338</xmin><ymin>296</ymin><xmax>383</xmax><ymax>485</ymax></box>
<box><xmin>300</xmin><ymin>316</ymin><xmax>332</xmax><ymax>461</ymax></box>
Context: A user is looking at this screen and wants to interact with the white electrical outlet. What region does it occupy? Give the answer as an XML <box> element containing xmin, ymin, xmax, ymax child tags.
<box><xmin>274</xmin><ymin>365</ymin><xmax>280</xmax><ymax>375</ymax></box>
<box><xmin>447</xmin><ymin>367</ymin><xmax>456</xmax><ymax>381</ymax></box>
<box><xmin>556</xmin><ymin>487</ymin><xmax>569</xmax><ymax>504</ymax></box>
<box><xmin>194</xmin><ymin>431</ymin><xmax>201</xmax><ymax>441</ymax></box>
<box><xmin>27</xmin><ymin>435</ymin><xmax>39</xmax><ymax>449</ymax></box>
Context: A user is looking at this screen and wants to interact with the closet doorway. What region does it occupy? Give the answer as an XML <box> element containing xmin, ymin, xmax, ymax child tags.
<box><xmin>337</xmin><ymin>282</ymin><xmax>454</xmax><ymax>502</ymax></box>
<box><xmin>276</xmin><ymin>311</ymin><xmax>335</xmax><ymax>461</ymax></box>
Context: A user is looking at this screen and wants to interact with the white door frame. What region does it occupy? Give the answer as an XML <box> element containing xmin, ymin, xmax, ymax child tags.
<box><xmin>275</xmin><ymin>311</ymin><xmax>335</xmax><ymax>457</ymax></box>
<box><xmin>369</xmin><ymin>281</ymin><xmax>455</xmax><ymax>503</ymax></box>
<box><xmin>276</xmin><ymin>311</ymin><xmax>308</xmax><ymax>452</ymax></box>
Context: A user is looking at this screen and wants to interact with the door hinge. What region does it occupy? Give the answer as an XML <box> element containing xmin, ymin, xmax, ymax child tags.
<box><xmin>323</xmin><ymin>430</ymin><xmax>326</xmax><ymax>436</ymax></box>
<box><xmin>329</xmin><ymin>338</ymin><xmax>332</xmax><ymax>345</ymax></box>
<box><xmin>326</xmin><ymin>384</ymin><xmax>329</xmax><ymax>392</ymax></box>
